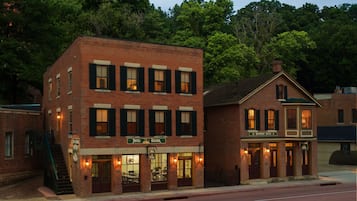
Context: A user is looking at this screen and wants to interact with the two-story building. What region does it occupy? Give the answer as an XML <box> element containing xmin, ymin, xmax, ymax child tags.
<box><xmin>314</xmin><ymin>87</ymin><xmax>357</xmax><ymax>167</ymax></box>
<box><xmin>42</xmin><ymin>36</ymin><xmax>204</xmax><ymax>196</ymax></box>
<box><xmin>204</xmin><ymin>61</ymin><xmax>320</xmax><ymax>185</ymax></box>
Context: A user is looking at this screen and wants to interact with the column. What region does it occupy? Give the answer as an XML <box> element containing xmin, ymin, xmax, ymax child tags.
<box><xmin>112</xmin><ymin>155</ymin><xmax>122</xmax><ymax>194</ymax></box>
<box><xmin>277</xmin><ymin>141</ymin><xmax>286</xmax><ymax>178</ymax></box>
<box><xmin>261</xmin><ymin>143</ymin><xmax>270</xmax><ymax>179</ymax></box>
<box><xmin>168</xmin><ymin>153</ymin><xmax>178</xmax><ymax>190</ymax></box>
<box><xmin>140</xmin><ymin>154</ymin><xmax>151</xmax><ymax>192</ymax></box>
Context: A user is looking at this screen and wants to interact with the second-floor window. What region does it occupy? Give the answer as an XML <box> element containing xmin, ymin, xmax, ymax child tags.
<box><xmin>287</xmin><ymin>109</ymin><xmax>297</xmax><ymax>129</ymax></box>
<box><xmin>120</xmin><ymin>109</ymin><xmax>144</xmax><ymax>136</ymax></box>
<box><xmin>68</xmin><ymin>69</ymin><xmax>72</xmax><ymax>92</ymax></box>
<box><xmin>245</xmin><ymin>109</ymin><xmax>260</xmax><ymax>130</ymax></box>
<box><xmin>149</xmin><ymin>110</ymin><xmax>171</xmax><ymax>136</ymax></box>
<box><xmin>89</xmin><ymin>63</ymin><xmax>116</xmax><ymax>90</ymax></box>
<box><xmin>265</xmin><ymin>109</ymin><xmax>279</xmax><ymax>130</ymax></box>
<box><xmin>352</xmin><ymin>109</ymin><xmax>357</xmax><ymax>123</ymax></box>
<box><xmin>5</xmin><ymin>132</ymin><xmax>13</xmax><ymax>158</ymax></box>
<box><xmin>338</xmin><ymin>109</ymin><xmax>344</xmax><ymax>123</ymax></box>
<box><xmin>89</xmin><ymin>108</ymin><xmax>116</xmax><ymax>136</ymax></box>
<box><xmin>68</xmin><ymin>109</ymin><xmax>73</xmax><ymax>135</ymax></box>
<box><xmin>301</xmin><ymin>109</ymin><xmax>312</xmax><ymax>129</ymax></box>
<box><xmin>149</xmin><ymin>69</ymin><xmax>171</xmax><ymax>93</ymax></box>
<box><xmin>120</xmin><ymin>66</ymin><xmax>144</xmax><ymax>92</ymax></box>
<box><xmin>48</xmin><ymin>79</ymin><xmax>52</xmax><ymax>101</ymax></box>
<box><xmin>176</xmin><ymin>111</ymin><xmax>197</xmax><ymax>136</ymax></box>
<box><xmin>56</xmin><ymin>76</ymin><xmax>60</xmax><ymax>97</ymax></box>
<box><xmin>175</xmin><ymin>70</ymin><xmax>196</xmax><ymax>94</ymax></box>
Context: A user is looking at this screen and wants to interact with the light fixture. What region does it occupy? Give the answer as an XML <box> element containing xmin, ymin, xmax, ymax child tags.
<box><xmin>56</xmin><ymin>113</ymin><xmax>61</xmax><ymax>120</ymax></box>
<box><xmin>85</xmin><ymin>160</ymin><xmax>89</xmax><ymax>167</ymax></box>
<box><xmin>243</xmin><ymin>148</ymin><xmax>248</xmax><ymax>154</ymax></box>
<box><xmin>173</xmin><ymin>157</ymin><xmax>177</xmax><ymax>163</ymax></box>
<box><xmin>199</xmin><ymin>157</ymin><xmax>203</xmax><ymax>163</ymax></box>
<box><xmin>117</xmin><ymin>159</ymin><xmax>121</xmax><ymax>166</ymax></box>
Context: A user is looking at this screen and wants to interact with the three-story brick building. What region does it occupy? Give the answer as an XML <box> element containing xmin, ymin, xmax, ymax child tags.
<box><xmin>43</xmin><ymin>37</ymin><xmax>204</xmax><ymax>196</ymax></box>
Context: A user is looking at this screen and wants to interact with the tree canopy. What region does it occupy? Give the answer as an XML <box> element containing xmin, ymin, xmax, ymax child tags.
<box><xmin>0</xmin><ymin>0</ymin><xmax>356</xmax><ymax>103</ymax></box>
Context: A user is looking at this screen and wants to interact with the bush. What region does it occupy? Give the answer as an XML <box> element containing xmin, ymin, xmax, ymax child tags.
<box><xmin>329</xmin><ymin>150</ymin><xmax>357</xmax><ymax>165</ymax></box>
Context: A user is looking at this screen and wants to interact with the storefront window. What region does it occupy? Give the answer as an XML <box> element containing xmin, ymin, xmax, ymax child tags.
<box><xmin>150</xmin><ymin>154</ymin><xmax>168</xmax><ymax>182</ymax></box>
<box><xmin>122</xmin><ymin>155</ymin><xmax>140</xmax><ymax>184</ymax></box>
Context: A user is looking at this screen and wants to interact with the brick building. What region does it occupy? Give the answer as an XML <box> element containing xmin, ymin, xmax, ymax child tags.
<box><xmin>204</xmin><ymin>62</ymin><xmax>320</xmax><ymax>185</ymax></box>
<box><xmin>314</xmin><ymin>87</ymin><xmax>357</xmax><ymax>166</ymax></box>
<box><xmin>42</xmin><ymin>37</ymin><xmax>204</xmax><ymax>196</ymax></box>
<box><xmin>0</xmin><ymin>104</ymin><xmax>42</xmax><ymax>184</ymax></box>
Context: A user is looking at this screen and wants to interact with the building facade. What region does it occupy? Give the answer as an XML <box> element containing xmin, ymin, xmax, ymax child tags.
<box><xmin>314</xmin><ymin>87</ymin><xmax>357</xmax><ymax>167</ymax></box>
<box><xmin>0</xmin><ymin>105</ymin><xmax>42</xmax><ymax>182</ymax></box>
<box><xmin>42</xmin><ymin>37</ymin><xmax>204</xmax><ymax>196</ymax></box>
<box><xmin>204</xmin><ymin>63</ymin><xmax>320</xmax><ymax>185</ymax></box>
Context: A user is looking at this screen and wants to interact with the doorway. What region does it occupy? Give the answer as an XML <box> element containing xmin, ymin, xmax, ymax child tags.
<box><xmin>92</xmin><ymin>156</ymin><xmax>111</xmax><ymax>193</ymax></box>
<box><xmin>177</xmin><ymin>153</ymin><xmax>192</xmax><ymax>187</ymax></box>
<box><xmin>286</xmin><ymin>143</ymin><xmax>294</xmax><ymax>176</ymax></box>
<box><xmin>248</xmin><ymin>143</ymin><xmax>261</xmax><ymax>179</ymax></box>
<box><xmin>302</xmin><ymin>149</ymin><xmax>309</xmax><ymax>175</ymax></box>
<box><xmin>269</xmin><ymin>143</ymin><xmax>278</xmax><ymax>177</ymax></box>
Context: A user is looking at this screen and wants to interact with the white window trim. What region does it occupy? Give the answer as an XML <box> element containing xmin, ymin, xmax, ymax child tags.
<box><xmin>178</xmin><ymin>106</ymin><xmax>193</xmax><ymax>111</ymax></box>
<box><xmin>153</xmin><ymin>105</ymin><xmax>168</xmax><ymax>110</ymax></box>
<box><xmin>152</xmin><ymin>64</ymin><xmax>167</xmax><ymax>70</ymax></box>
<box><xmin>93</xmin><ymin>103</ymin><xmax>112</xmax><ymax>108</ymax></box>
<box><xmin>124</xmin><ymin>104</ymin><xmax>141</xmax><ymax>110</ymax></box>
<box><xmin>178</xmin><ymin>67</ymin><xmax>193</xmax><ymax>72</ymax></box>
<box><xmin>124</xmin><ymin>62</ymin><xmax>141</xmax><ymax>68</ymax></box>
<box><xmin>93</xmin><ymin>59</ymin><xmax>111</xmax><ymax>65</ymax></box>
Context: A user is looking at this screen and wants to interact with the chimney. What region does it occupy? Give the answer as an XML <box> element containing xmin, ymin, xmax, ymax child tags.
<box><xmin>272</xmin><ymin>60</ymin><xmax>283</xmax><ymax>73</ymax></box>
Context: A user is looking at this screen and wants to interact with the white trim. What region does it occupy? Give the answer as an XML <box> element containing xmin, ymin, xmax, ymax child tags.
<box><xmin>93</xmin><ymin>103</ymin><xmax>111</xmax><ymax>108</ymax></box>
<box><xmin>178</xmin><ymin>106</ymin><xmax>193</xmax><ymax>111</ymax></box>
<box><xmin>178</xmin><ymin>67</ymin><xmax>193</xmax><ymax>72</ymax></box>
<box><xmin>152</xmin><ymin>105</ymin><xmax>168</xmax><ymax>110</ymax></box>
<box><xmin>124</xmin><ymin>104</ymin><xmax>141</xmax><ymax>109</ymax></box>
<box><xmin>56</xmin><ymin>73</ymin><xmax>60</xmax><ymax>78</ymax></box>
<box><xmin>93</xmin><ymin>59</ymin><xmax>111</xmax><ymax>65</ymax></box>
<box><xmin>124</xmin><ymin>62</ymin><xmax>141</xmax><ymax>68</ymax></box>
<box><xmin>68</xmin><ymin>105</ymin><xmax>73</xmax><ymax>110</ymax></box>
<box><xmin>67</xmin><ymin>67</ymin><xmax>72</xmax><ymax>72</ymax></box>
<box><xmin>94</xmin><ymin>89</ymin><xmax>112</xmax><ymax>93</ymax></box>
<box><xmin>80</xmin><ymin>146</ymin><xmax>202</xmax><ymax>155</ymax></box>
<box><xmin>48</xmin><ymin>78</ymin><xmax>52</xmax><ymax>83</ymax></box>
<box><xmin>56</xmin><ymin>107</ymin><xmax>61</xmax><ymax>112</ymax></box>
<box><xmin>48</xmin><ymin>110</ymin><xmax>52</xmax><ymax>114</ymax></box>
<box><xmin>152</xmin><ymin>64</ymin><xmax>167</xmax><ymax>70</ymax></box>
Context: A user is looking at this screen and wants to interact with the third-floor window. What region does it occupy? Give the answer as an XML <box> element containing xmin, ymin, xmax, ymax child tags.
<box><xmin>149</xmin><ymin>69</ymin><xmax>171</xmax><ymax>93</ymax></box>
<box><xmin>175</xmin><ymin>70</ymin><xmax>196</xmax><ymax>94</ymax></box>
<box><xmin>89</xmin><ymin>63</ymin><xmax>116</xmax><ymax>90</ymax></box>
<box><xmin>120</xmin><ymin>66</ymin><xmax>144</xmax><ymax>92</ymax></box>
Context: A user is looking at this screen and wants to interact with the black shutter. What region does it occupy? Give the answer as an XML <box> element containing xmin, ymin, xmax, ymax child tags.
<box><xmin>108</xmin><ymin>109</ymin><xmax>116</xmax><ymax>136</ymax></box>
<box><xmin>275</xmin><ymin>85</ymin><xmax>279</xmax><ymax>99</ymax></box>
<box><xmin>138</xmin><ymin>67</ymin><xmax>144</xmax><ymax>92</ymax></box>
<box><xmin>264</xmin><ymin>110</ymin><xmax>268</xmax><ymax>130</ymax></box>
<box><xmin>175</xmin><ymin>70</ymin><xmax>180</xmax><ymax>93</ymax></box>
<box><xmin>89</xmin><ymin>108</ymin><xmax>96</xmax><ymax>136</ymax></box>
<box><xmin>256</xmin><ymin>110</ymin><xmax>260</xmax><ymax>130</ymax></box>
<box><xmin>165</xmin><ymin>110</ymin><xmax>172</xmax><ymax>136</ymax></box>
<box><xmin>120</xmin><ymin>109</ymin><xmax>127</xmax><ymax>136</ymax></box>
<box><xmin>176</xmin><ymin>111</ymin><xmax>181</xmax><ymax>136</ymax></box>
<box><xmin>109</xmin><ymin>65</ymin><xmax>116</xmax><ymax>90</ymax></box>
<box><xmin>275</xmin><ymin>110</ymin><xmax>279</xmax><ymax>130</ymax></box>
<box><xmin>89</xmin><ymin>64</ymin><xmax>96</xmax><ymax>89</ymax></box>
<box><xmin>120</xmin><ymin>66</ymin><xmax>127</xmax><ymax>91</ymax></box>
<box><xmin>138</xmin><ymin>109</ymin><xmax>145</xmax><ymax>136</ymax></box>
<box><xmin>191</xmin><ymin>111</ymin><xmax>197</xmax><ymax>136</ymax></box>
<box><xmin>149</xmin><ymin>110</ymin><xmax>155</xmax><ymax>136</ymax></box>
<box><xmin>244</xmin><ymin>109</ymin><xmax>249</xmax><ymax>130</ymax></box>
<box><xmin>191</xmin><ymin>72</ymin><xmax>197</xmax><ymax>94</ymax></box>
<box><xmin>149</xmin><ymin>68</ymin><xmax>154</xmax><ymax>92</ymax></box>
<box><xmin>284</xmin><ymin>86</ymin><xmax>288</xmax><ymax>99</ymax></box>
<box><xmin>166</xmin><ymin>70</ymin><xmax>171</xmax><ymax>93</ymax></box>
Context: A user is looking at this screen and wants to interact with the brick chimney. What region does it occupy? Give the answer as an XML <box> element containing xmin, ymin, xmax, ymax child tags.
<box><xmin>272</xmin><ymin>60</ymin><xmax>283</xmax><ymax>73</ymax></box>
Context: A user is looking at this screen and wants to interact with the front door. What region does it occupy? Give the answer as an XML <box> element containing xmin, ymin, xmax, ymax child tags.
<box><xmin>248</xmin><ymin>144</ymin><xmax>261</xmax><ymax>179</ymax></box>
<box><xmin>270</xmin><ymin>149</ymin><xmax>278</xmax><ymax>177</ymax></box>
<box><xmin>302</xmin><ymin>150</ymin><xmax>309</xmax><ymax>175</ymax></box>
<box><xmin>92</xmin><ymin>157</ymin><xmax>111</xmax><ymax>193</ymax></box>
<box><xmin>286</xmin><ymin>148</ymin><xmax>294</xmax><ymax>176</ymax></box>
<box><xmin>177</xmin><ymin>153</ymin><xmax>192</xmax><ymax>187</ymax></box>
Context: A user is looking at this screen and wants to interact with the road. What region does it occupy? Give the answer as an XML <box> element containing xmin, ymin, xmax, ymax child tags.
<box><xmin>175</xmin><ymin>183</ymin><xmax>356</xmax><ymax>201</ymax></box>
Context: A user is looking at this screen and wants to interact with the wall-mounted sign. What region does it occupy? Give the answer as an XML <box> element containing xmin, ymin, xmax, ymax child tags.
<box><xmin>127</xmin><ymin>137</ymin><xmax>166</xmax><ymax>144</ymax></box>
<box><xmin>72</xmin><ymin>138</ymin><xmax>80</xmax><ymax>162</ymax></box>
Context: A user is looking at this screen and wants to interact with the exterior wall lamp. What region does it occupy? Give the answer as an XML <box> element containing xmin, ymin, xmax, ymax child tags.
<box><xmin>243</xmin><ymin>148</ymin><xmax>248</xmax><ymax>154</ymax></box>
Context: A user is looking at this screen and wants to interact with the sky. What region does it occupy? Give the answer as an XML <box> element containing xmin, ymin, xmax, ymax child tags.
<box><xmin>149</xmin><ymin>0</ymin><xmax>356</xmax><ymax>11</ymax></box>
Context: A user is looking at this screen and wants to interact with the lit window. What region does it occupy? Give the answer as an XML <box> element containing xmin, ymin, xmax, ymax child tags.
<box><xmin>301</xmin><ymin>109</ymin><xmax>312</xmax><ymax>129</ymax></box>
<box><xmin>96</xmin><ymin>66</ymin><xmax>108</xmax><ymax>89</ymax></box>
<box><xmin>151</xmin><ymin>154</ymin><xmax>168</xmax><ymax>182</ymax></box>
<box><xmin>175</xmin><ymin>70</ymin><xmax>196</xmax><ymax>94</ymax></box>
<box><xmin>127</xmin><ymin>68</ymin><xmax>137</xmax><ymax>90</ymax></box>
<box><xmin>267</xmin><ymin>110</ymin><xmax>275</xmax><ymax>130</ymax></box>
<box><xmin>89</xmin><ymin>63</ymin><xmax>115</xmax><ymax>90</ymax></box>
<box><xmin>181</xmin><ymin>72</ymin><xmax>190</xmax><ymax>93</ymax></box>
<box><xmin>248</xmin><ymin>109</ymin><xmax>255</xmax><ymax>129</ymax></box>
<box><xmin>154</xmin><ymin>70</ymin><xmax>165</xmax><ymax>92</ymax></box>
<box><xmin>96</xmin><ymin>109</ymin><xmax>108</xmax><ymax>135</ymax></box>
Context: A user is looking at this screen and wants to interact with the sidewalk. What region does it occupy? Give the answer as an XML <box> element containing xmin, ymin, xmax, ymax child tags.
<box><xmin>46</xmin><ymin>176</ymin><xmax>342</xmax><ymax>201</ymax></box>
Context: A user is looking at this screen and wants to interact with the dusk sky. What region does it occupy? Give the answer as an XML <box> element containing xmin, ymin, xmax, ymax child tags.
<box><xmin>149</xmin><ymin>0</ymin><xmax>355</xmax><ymax>11</ymax></box>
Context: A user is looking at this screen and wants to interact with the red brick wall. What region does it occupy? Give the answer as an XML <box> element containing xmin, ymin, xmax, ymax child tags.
<box><xmin>0</xmin><ymin>109</ymin><xmax>42</xmax><ymax>174</ymax></box>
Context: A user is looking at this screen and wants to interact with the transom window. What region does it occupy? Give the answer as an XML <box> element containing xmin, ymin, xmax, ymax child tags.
<box><xmin>301</xmin><ymin>109</ymin><xmax>312</xmax><ymax>129</ymax></box>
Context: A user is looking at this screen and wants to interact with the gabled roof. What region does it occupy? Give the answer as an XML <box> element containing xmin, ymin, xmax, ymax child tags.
<box><xmin>204</xmin><ymin>71</ymin><xmax>321</xmax><ymax>107</ymax></box>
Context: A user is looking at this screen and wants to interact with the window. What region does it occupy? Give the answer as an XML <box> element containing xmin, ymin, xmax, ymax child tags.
<box><xmin>122</xmin><ymin>155</ymin><xmax>140</xmax><ymax>184</ymax></box>
<box><xmin>25</xmin><ymin>131</ymin><xmax>33</xmax><ymax>156</ymax></box>
<box><xmin>175</xmin><ymin>70</ymin><xmax>196</xmax><ymax>94</ymax></box>
<box><xmin>265</xmin><ymin>109</ymin><xmax>279</xmax><ymax>130</ymax></box>
<box><xmin>151</xmin><ymin>154</ymin><xmax>168</xmax><ymax>182</ymax></box>
<box><xmin>89</xmin><ymin>108</ymin><xmax>115</xmax><ymax>136</ymax></box>
<box><xmin>56</xmin><ymin>76</ymin><xmax>60</xmax><ymax>97</ymax></box>
<box><xmin>176</xmin><ymin>111</ymin><xmax>197</xmax><ymax>136</ymax></box>
<box><xmin>120</xmin><ymin>66</ymin><xmax>144</xmax><ymax>92</ymax></box>
<box><xmin>352</xmin><ymin>109</ymin><xmax>357</xmax><ymax>123</ymax></box>
<box><xmin>301</xmin><ymin>109</ymin><xmax>312</xmax><ymax>129</ymax></box>
<box><xmin>276</xmin><ymin>84</ymin><xmax>287</xmax><ymax>99</ymax></box>
<box><xmin>149</xmin><ymin>110</ymin><xmax>171</xmax><ymax>136</ymax></box>
<box><xmin>68</xmin><ymin>109</ymin><xmax>73</xmax><ymax>135</ymax></box>
<box><xmin>68</xmin><ymin>70</ymin><xmax>72</xmax><ymax>92</ymax></box>
<box><xmin>5</xmin><ymin>132</ymin><xmax>13</xmax><ymax>158</ymax></box>
<box><xmin>245</xmin><ymin>109</ymin><xmax>260</xmax><ymax>130</ymax></box>
<box><xmin>89</xmin><ymin>63</ymin><xmax>115</xmax><ymax>90</ymax></box>
<box><xmin>120</xmin><ymin>109</ymin><xmax>144</xmax><ymax>136</ymax></box>
<box><xmin>287</xmin><ymin>109</ymin><xmax>297</xmax><ymax>129</ymax></box>
<box><xmin>338</xmin><ymin>109</ymin><xmax>344</xmax><ymax>123</ymax></box>
<box><xmin>48</xmin><ymin>79</ymin><xmax>52</xmax><ymax>101</ymax></box>
<box><xmin>149</xmin><ymin>69</ymin><xmax>171</xmax><ymax>93</ymax></box>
